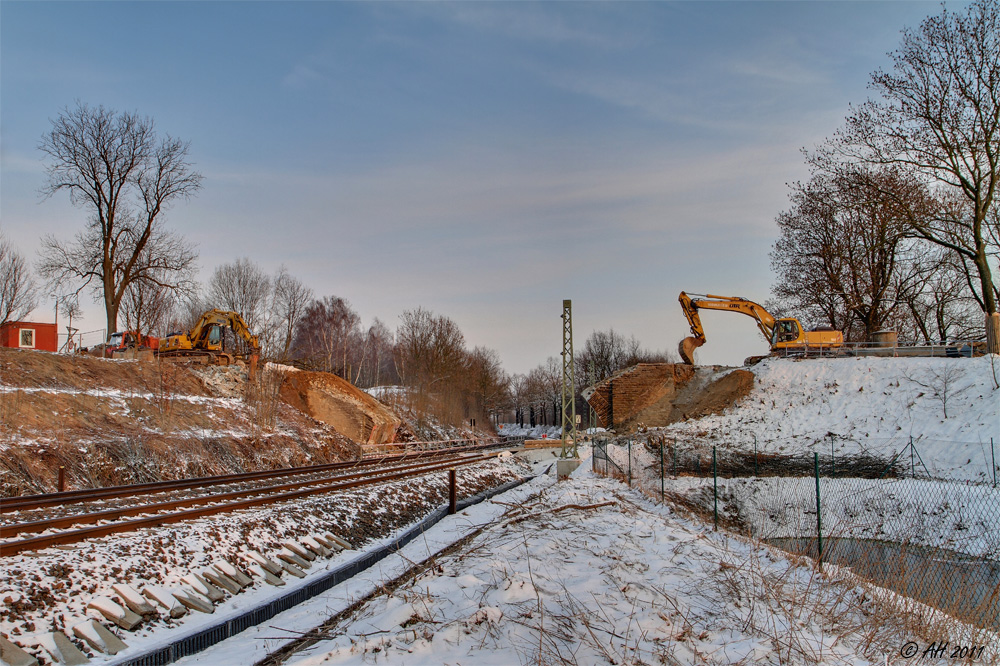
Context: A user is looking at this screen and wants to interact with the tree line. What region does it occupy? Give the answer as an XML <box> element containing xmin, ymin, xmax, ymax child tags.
<box><xmin>770</xmin><ymin>0</ymin><xmax>999</xmax><ymax>346</ymax></box>
<box><xmin>1</xmin><ymin>101</ymin><xmax>677</xmax><ymax>432</ymax></box>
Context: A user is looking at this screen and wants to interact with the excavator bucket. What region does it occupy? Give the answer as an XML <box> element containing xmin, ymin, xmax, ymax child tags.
<box><xmin>678</xmin><ymin>336</ymin><xmax>704</xmax><ymax>366</ymax></box>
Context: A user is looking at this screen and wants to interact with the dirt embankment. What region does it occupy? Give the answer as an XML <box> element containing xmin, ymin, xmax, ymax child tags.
<box><xmin>0</xmin><ymin>349</ymin><xmax>363</xmax><ymax>496</ymax></box>
<box><xmin>584</xmin><ymin>363</ymin><xmax>754</xmax><ymax>431</ymax></box>
<box><xmin>279</xmin><ymin>370</ymin><xmax>402</xmax><ymax>450</ymax></box>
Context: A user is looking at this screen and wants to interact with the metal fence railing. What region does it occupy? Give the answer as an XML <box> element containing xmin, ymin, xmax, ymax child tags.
<box><xmin>592</xmin><ymin>434</ymin><xmax>1000</xmax><ymax>631</ymax></box>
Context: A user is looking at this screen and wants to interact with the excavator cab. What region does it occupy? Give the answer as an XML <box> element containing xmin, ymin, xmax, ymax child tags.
<box><xmin>772</xmin><ymin>319</ymin><xmax>801</xmax><ymax>345</ymax></box>
<box><xmin>205</xmin><ymin>324</ymin><xmax>223</xmax><ymax>351</ymax></box>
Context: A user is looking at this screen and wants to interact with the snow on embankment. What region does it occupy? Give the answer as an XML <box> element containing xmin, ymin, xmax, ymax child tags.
<box><xmin>661</xmin><ymin>356</ymin><xmax>1000</xmax><ymax>482</ymax></box>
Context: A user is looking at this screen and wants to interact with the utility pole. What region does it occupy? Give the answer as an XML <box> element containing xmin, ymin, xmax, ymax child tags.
<box><xmin>561</xmin><ymin>300</ymin><xmax>578</xmax><ymax>459</ymax></box>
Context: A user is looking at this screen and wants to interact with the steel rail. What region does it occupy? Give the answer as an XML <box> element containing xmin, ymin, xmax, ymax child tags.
<box><xmin>0</xmin><ymin>453</ymin><xmax>493</xmax><ymax>539</ymax></box>
<box><xmin>1</xmin><ymin>439</ymin><xmax>513</xmax><ymax>513</ymax></box>
<box><xmin>0</xmin><ymin>453</ymin><xmax>495</xmax><ymax>557</ymax></box>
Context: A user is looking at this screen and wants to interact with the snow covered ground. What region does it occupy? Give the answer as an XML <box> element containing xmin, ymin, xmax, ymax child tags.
<box><xmin>175</xmin><ymin>456</ymin><xmax>996</xmax><ymax>666</ymax></box>
<box><xmin>658</xmin><ymin>356</ymin><xmax>1000</xmax><ymax>483</ymax></box>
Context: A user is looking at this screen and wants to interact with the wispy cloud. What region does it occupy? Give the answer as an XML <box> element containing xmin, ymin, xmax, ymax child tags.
<box><xmin>405</xmin><ymin>3</ymin><xmax>631</xmax><ymax>49</ymax></box>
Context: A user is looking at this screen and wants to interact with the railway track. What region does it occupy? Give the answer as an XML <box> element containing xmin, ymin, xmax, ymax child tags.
<box><xmin>1</xmin><ymin>439</ymin><xmax>514</xmax><ymax>515</ymax></box>
<box><xmin>0</xmin><ymin>440</ymin><xmax>520</xmax><ymax>558</ymax></box>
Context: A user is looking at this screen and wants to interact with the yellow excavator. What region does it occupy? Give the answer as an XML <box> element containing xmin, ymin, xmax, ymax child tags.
<box><xmin>158</xmin><ymin>309</ymin><xmax>260</xmax><ymax>378</ymax></box>
<box><xmin>678</xmin><ymin>292</ymin><xmax>843</xmax><ymax>365</ymax></box>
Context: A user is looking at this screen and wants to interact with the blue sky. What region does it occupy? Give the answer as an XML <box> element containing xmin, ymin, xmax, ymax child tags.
<box><xmin>1</xmin><ymin>1</ymin><xmax>947</xmax><ymax>374</ymax></box>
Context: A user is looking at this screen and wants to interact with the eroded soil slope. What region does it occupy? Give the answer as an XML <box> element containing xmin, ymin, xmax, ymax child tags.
<box><xmin>0</xmin><ymin>349</ymin><xmax>359</xmax><ymax>496</ymax></box>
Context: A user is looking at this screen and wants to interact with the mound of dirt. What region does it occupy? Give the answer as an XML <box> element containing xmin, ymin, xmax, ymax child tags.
<box><xmin>0</xmin><ymin>349</ymin><xmax>359</xmax><ymax>496</ymax></box>
<box><xmin>279</xmin><ymin>371</ymin><xmax>402</xmax><ymax>449</ymax></box>
<box><xmin>583</xmin><ymin>363</ymin><xmax>753</xmax><ymax>431</ymax></box>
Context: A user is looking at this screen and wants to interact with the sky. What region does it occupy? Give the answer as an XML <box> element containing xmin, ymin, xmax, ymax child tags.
<box><xmin>0</xmin><ymin>0</ymin><xmax>951</xmax><ymax>375</ymax></box>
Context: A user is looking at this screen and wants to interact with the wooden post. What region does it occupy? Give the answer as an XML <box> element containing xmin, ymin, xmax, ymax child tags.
<box><xmin>448</xmin><ymin>469</ymin><xmax>457</xmax><ymax>515</ymax></box>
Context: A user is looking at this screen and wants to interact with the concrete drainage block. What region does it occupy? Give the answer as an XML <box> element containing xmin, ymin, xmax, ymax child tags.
<box><xmin>557</xmin><ymin>458</ymin><xmax>581</xmax><ymax>480</ymax></box>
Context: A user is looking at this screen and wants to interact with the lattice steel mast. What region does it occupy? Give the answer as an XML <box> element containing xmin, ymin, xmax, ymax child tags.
<box><xmin>561</xmin><ymin>299</ymin><xmax>578</xmax><ymax>458</ymax></box>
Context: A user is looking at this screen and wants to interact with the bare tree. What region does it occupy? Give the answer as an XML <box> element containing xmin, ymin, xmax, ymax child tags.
<box><xmin>207</xmin><ymin>257</ymin><xmax>272</xmax><ymax>355</ymax></box>
<box><xmin>38</xmin><ymin>103</ymin><xmax>201</xmax><ymax>337</ymax></box>
<box><xmin>270</xmin><ymin>266</ymin><xmax>313</xmax><ymax>363</ymax></box>
<box><xmin>394</xmin><ymin>307</ymin><xmax>466</xmax><ymax>393</ymax></box>
<box><xmin>828</xmin><ymin>0</ymin><xmax>1000</xmax><ymax>319</ymax></box>
<box><xmin>355</xmin><ymin>318</ymin><xmax>398</xmax><ymax>388</ymax></box>
<box><xmin>0</xmin><ymin>234</ymin><xmax>38</xmax><ymax>327</ymax></box>
<box><xmin>771</xmin><ymin>167</ymin><xmax>935</xmax><ymax>341</ymax></box>
<box><xmin>465</xmin><ymin>346</ymin><xmax>508</xmax><ymax>426</ymax></box>
<box><xmin>293</xmin><ymin>296</ymin><xmax>362</xmax><ymax>376</ymax></box>
<box><xmin>120</xmin><ymin>278</ymin><xmax>176</xmax><ymax>339</ymax></box>
<box><xmin>576</xmin><ymin>329</ymin><xmax>647</xmax><ymax>383</ymax></box>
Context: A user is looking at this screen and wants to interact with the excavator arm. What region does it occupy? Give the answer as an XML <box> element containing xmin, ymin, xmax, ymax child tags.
<box><xmin>163</xmin><ymin>309</ymin><xmax>261</xmax><ymax>378</ymax></box>
<box><xmin>188</xmin><ymin>309</ymin><xmax>261</xmax><ymax>352</ymax></box>
<box><xmin>677</xmin><ymin>292</ymin><xmax>777</xmax><ymax>365</ymax></box>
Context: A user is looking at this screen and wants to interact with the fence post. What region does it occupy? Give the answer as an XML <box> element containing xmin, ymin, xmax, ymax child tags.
<box><xmin>660</xmin><ymin>438</ymin><xmax>665</xmax><ymax>502</ymax></box>
<box><xmin>627</xmin><ymin>439</ymin><xmax>632</xmax><ymax>487</ymax></box>
<box><xmin>712</xmin><ymin>446</ymin><xmax>718</xmax><ymax>531</ymax></box>
<box><xmin>814</xmin><ymin>452</ymin><xmax>823</xmax><ymax>570</ymax></box>
<box><xmin>672</xmin><ymin>440</ymin><xmax>677</xmax><ymax>477</ymax></box>
<box><xmin>910</xmin><ymin>436</ymin><xmax>915</xmax><ymax>478</ymax></box>
<box><xmin>830</xmin><ymin>433</ymin><xmax>835</xmax><ymax>478</ymax></box>
<box><xmin>992</xmin><ymin>438</ymin><xmax>997</xmax><ymax>488</ymax></box>
<box><xmin>753</xmin><ymin>433</ymin><xmax>758</xmax><ymax>476</ymax></box>
<box><xmin>448</xmin><ymin>469</ymin><xmax>457</xmax><ymax>515</ymax></box>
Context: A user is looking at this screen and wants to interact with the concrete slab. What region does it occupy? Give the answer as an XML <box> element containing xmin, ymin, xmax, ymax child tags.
<box><xmin>142</xmin><ymin>586</ymin><xmax>187</xmax><ymax>619</ymax></box>
<box><xmin>276</xmin><ymin>548</ymin><xmax>310</xmax><ymax>569</ymax></box>
<box><xmin>312</xmin><ymin>535</ymin><xmax>342</xmax><ymax>552</ymax></box>
<box><xmin>245</xmin><ymin>550</ymin><xmax>283</xmax><ymax>575</ymax></box>
<box><xmin>514</xmin><ymin>447</ymin><xmax>562</xmax><ymax>464</ymax></box>
<box><xmin>86</xmin><ymin>596</ymin><xmax>143</xmax><ymax>630</ymax></box>
<box><xmin>71</xmin><ymin>618</ymin><xmax>127</xmax><ymax>654</ymax></box>
<box><xmin>201</xmin><ymin>568</ymin><xmax>242</xmax><ymax>595</ymax></box>
<box><xmin>557</xmin><ymin>458</ymin><xmax>581</xmax><ymax>480</ymax></box>
<box><xmin>31</xmin><ymin>632</ymin><xmax>88</xmax><ymax>666</ymax></box>
<box><xmin>172</xmin><ymin>588</ymin><xmax>215</xmax><ymax>614</ymax></box>
<box><xmin>213</xmin><ymin>560</ymin><xmax>253</xmax><ymax>587</ymax></box>
<box><xmin>181</xmin><ymin>573</ymin><xmax>226</xmax><ymax>603</ymax></box>
<box><xmin>301</xmin><ymin>535</ymin><xmax>332</xmax><ymax>557</ymax></box>
<box><xmin>279</xmin><ymin>560</ymin><xmax>307</xmax><ymax>578</ymax></box>
<box><xmin>248</xmin><ymin>562</ymin><xmax>285</xmax><ymax>586</ymax></box>
<box><xmin>282</xmin><ymin>540</ymin><xmax>316</xmax><ymax>561</ymax></box>
<box><xmin>0</xmin><ymin>636</ymin><xmax>39</xmax><ymax>666</ymax></box>
<box><xmin>111</xmin><ymin>583</ymin><xmax>156</xmax><ymax>615</ymax></box>
<box><xmin>324</xmin><ymin>533</ymin><xmax>353</xmax><ymax>550</ymax></box>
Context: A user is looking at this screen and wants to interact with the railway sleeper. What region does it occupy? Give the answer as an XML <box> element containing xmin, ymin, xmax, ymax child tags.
<box><xmin>0</xmin><ymin>635</ymin><xmax>40</xmax><ymax>666</ymax></box>
<box><xmin>213</xmin><ymin>560</ymin><xmax>253</xmax><ymax>587</ymax></box>
<box><xmin>111</xmin><ymin>583</ymin><xmax>157</xmax><ymax>616</ymax></box>
<box><xmin>142</xmin><ymin>586</ymin><xmax>187</xmax><ymax>619</ymax></box>
<box><xmin>282</xmin><ymin>540</ymin><xmax>316</xmax><ymax>561</ymax></box>
<box><xmin>173</xmin><ymin>588</ymin><xmax>215</xmax><ymax>614</ymax></box>
<box><xmin>245</xmin><ymin>549</ymin><xmax>283</xmax><ymax>575</ymax></box>
<box><xmin>301</xmin><ymin>535</ymin><xmax>332</xmax><ymax>557</ymax></box>
<box><xmin>86</xmin><ymin>596</ymin><xmax>143</xmax><ymax>630</ymax></box>
<box><xmin>71</xmin><ymin>618</ymin><xmax>128</xmax><ymax>655</ymax></box>
<box><xmin>25</xmin><ymin>631</ymin><xmax>88</xmax><ymax>666</ymax></box>
<box><xmin>280</xmin><ymin>559</ymin><xmax>307</xmax><ymax>578</ymax></box>
<box><xmin>248</xmin><ymin>562</ymin><xmax>285</xmax><ymax>586</ymax></box>
<box><xmin>181</xmin><ymin>573</ymin><xmax>226</xmax><ymax>603</ymax></box>
<box><xmin>201</xmin><ymin>567</ymin><xmax>242</xmax><ymax>595</ymax></box>
<box><xmin>277</xmin><ymin>547</ymin><xmax>310</xmax><ymax>569</ymax></box>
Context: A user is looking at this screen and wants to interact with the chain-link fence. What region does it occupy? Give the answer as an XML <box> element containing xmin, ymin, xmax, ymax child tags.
<box><xmin>593</xmin><ymin>434</ymin><xmax>1000</xmax><ymax>631</ymax></box>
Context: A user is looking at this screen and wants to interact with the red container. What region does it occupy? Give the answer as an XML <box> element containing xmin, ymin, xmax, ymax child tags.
<box><xmin>0</xmin><ymin>321</ymin><xmax>58</xmax><ymax>352</ymax></box>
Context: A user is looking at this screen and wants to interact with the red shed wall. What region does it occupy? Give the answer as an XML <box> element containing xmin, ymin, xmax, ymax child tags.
<box><xmin>0</xmin><ymin>322</ymin><xmax>58</xmax><ymax>352</ymax></box>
